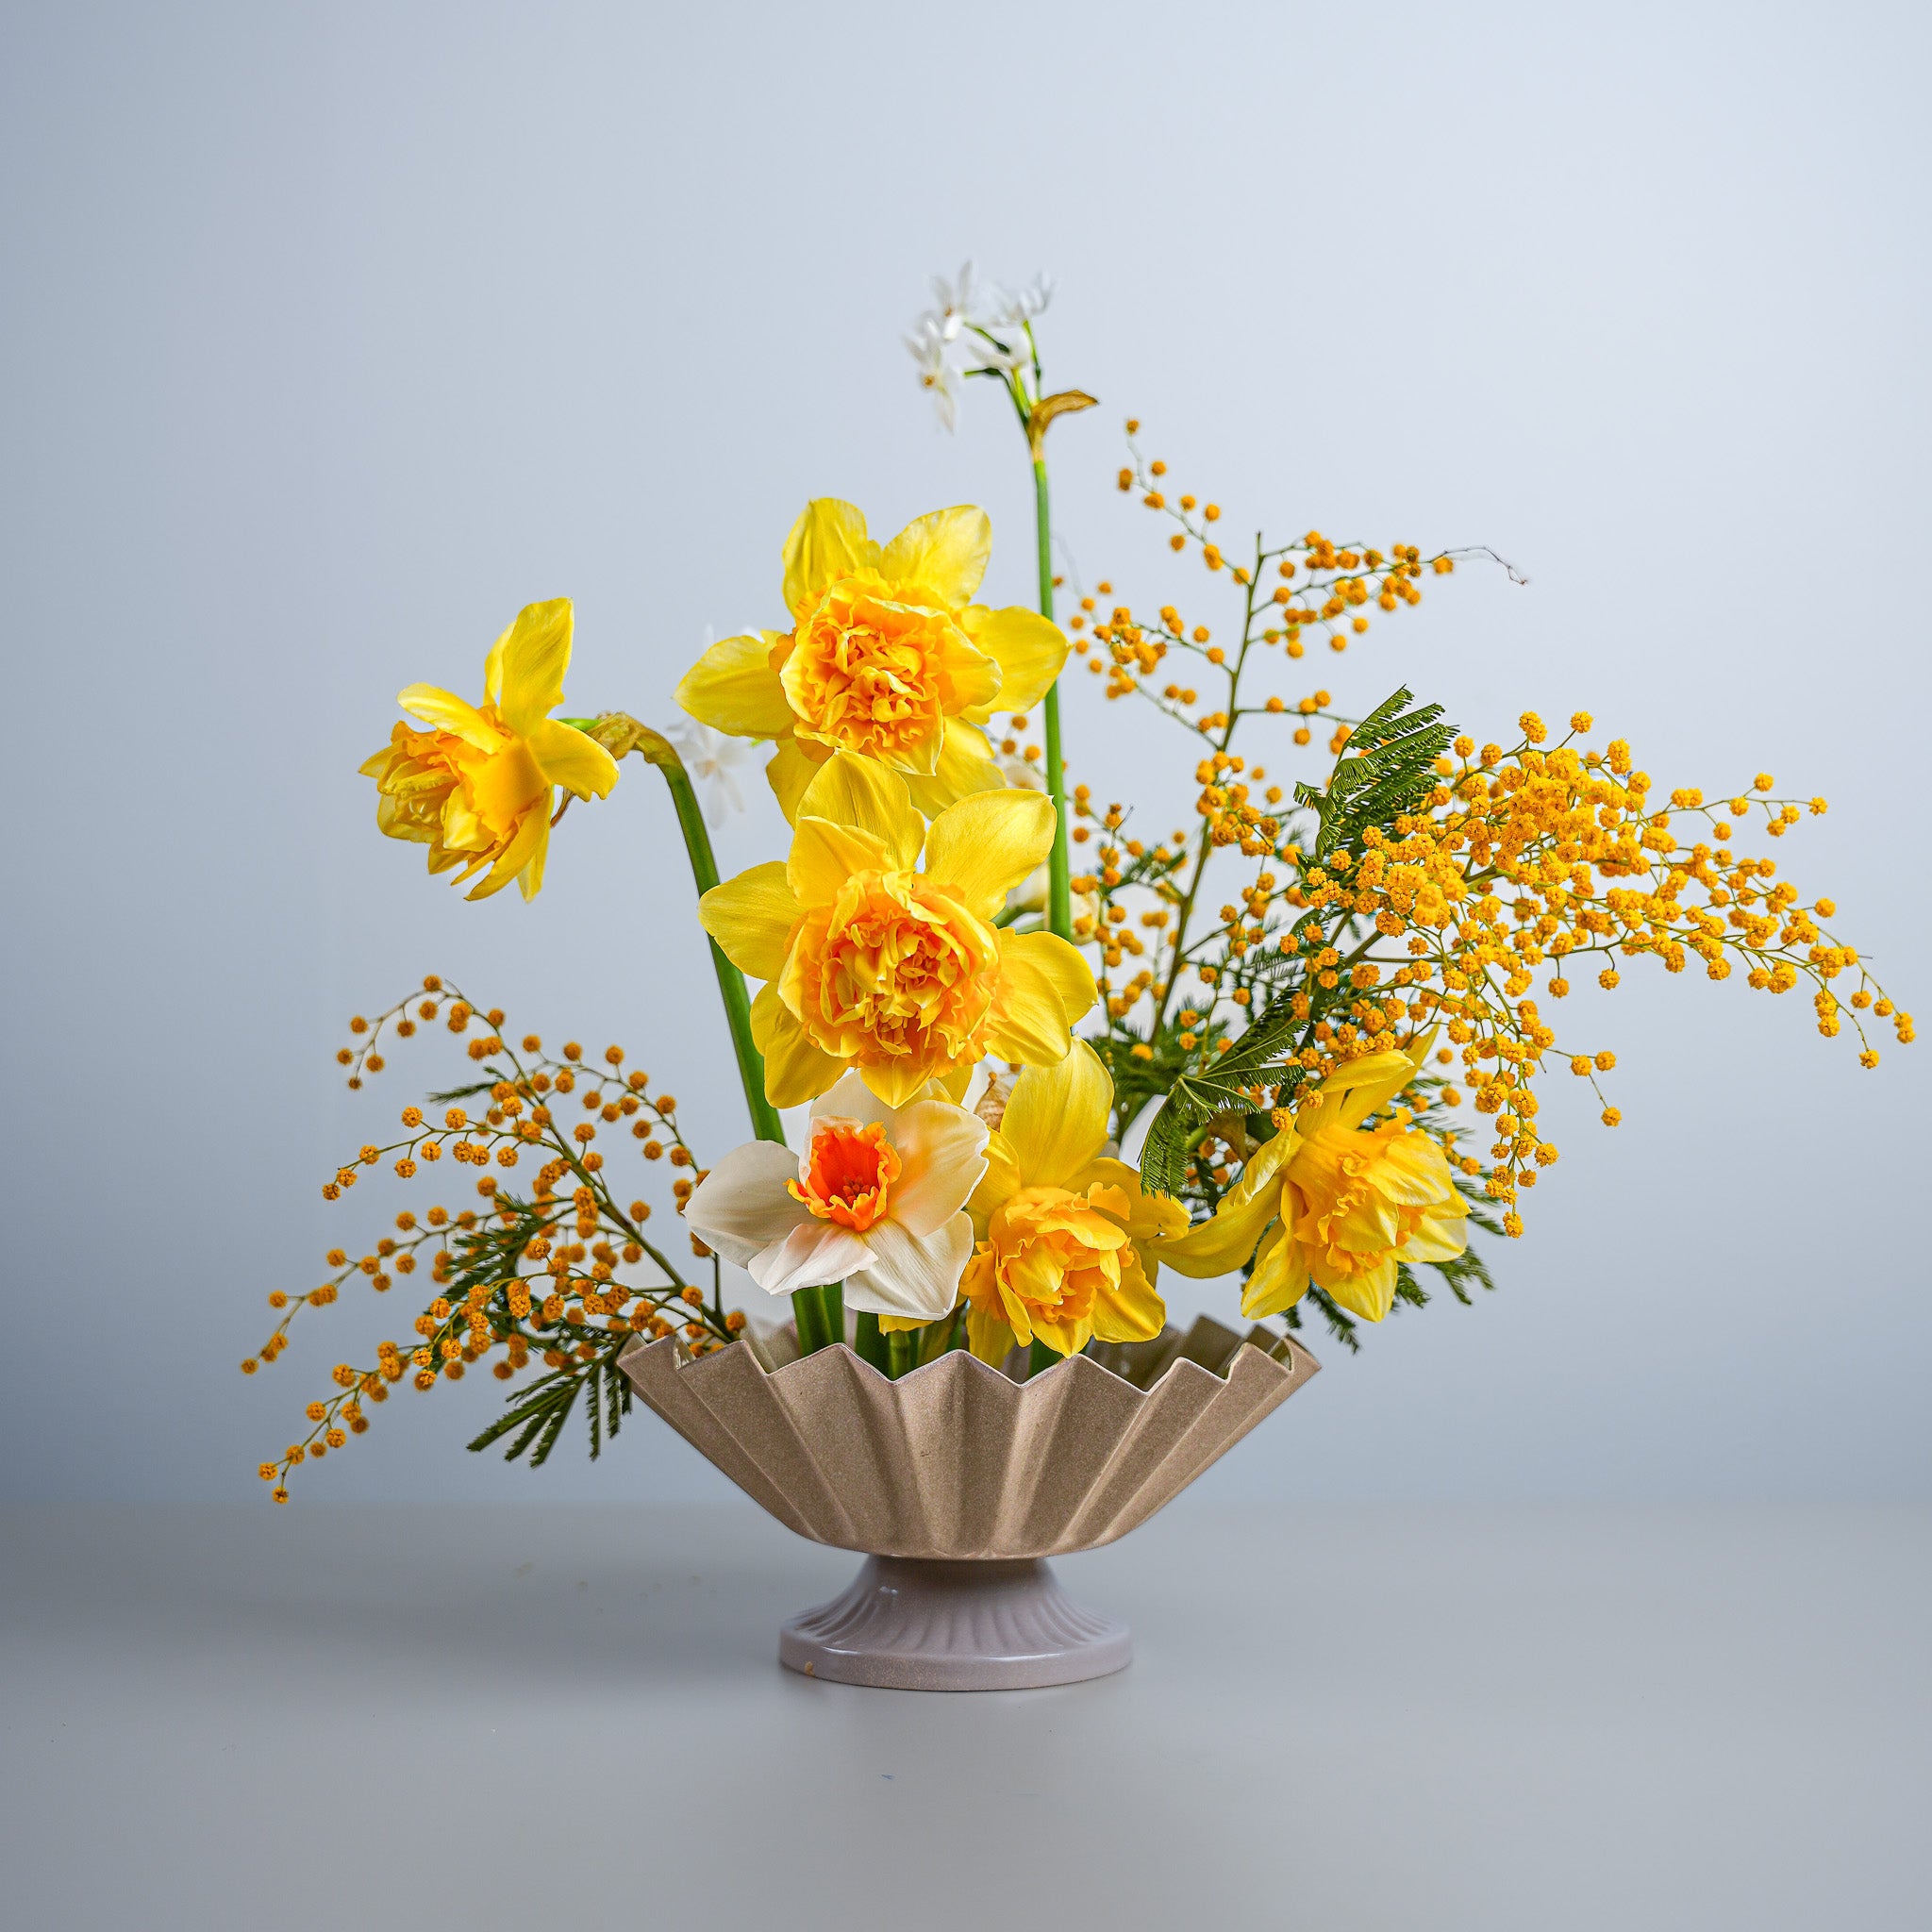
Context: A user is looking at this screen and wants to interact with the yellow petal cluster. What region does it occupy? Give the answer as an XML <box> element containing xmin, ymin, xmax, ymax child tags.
<box><xmin>1158</xmin><ymin>1046</ymin><xmax>1467</xmax><ymax>1324</ymax></box>
<box><xmin>359</xmin><ymin>600</ymin><xmax>618</xmax><ymax>901</ymax></box>
<box><xmin>699</xmin><ymin>756</ymin><xmax>1096</xmax><ymax>1108</ymax></box>
<box><xmin>675</xmin><ymin>501</ymin><xmax>1070</xmax><ymax>816</ymax></box>
<box><xmin>955</xmin><ymin>1042</ymin><xmax>1185</xmax><ymax>1361</ymax></box>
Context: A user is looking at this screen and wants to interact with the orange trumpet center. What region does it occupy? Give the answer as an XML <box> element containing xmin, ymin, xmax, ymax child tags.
<box><xmin>788</xmin><ymin>1119</ymin><xmax>902</xmax><ymax>1231</ymax></box>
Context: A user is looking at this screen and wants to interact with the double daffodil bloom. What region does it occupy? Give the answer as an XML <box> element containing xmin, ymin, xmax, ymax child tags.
<box><xmin>699</xmin><ymin>756</ymin><xmax>1095</xmax><ymax>1108</ymax></box>
<box><xmin>360</xmin><ymin>599</ymin><xmax>618</xmax><ymax>901</ymax></box>
<box><xmin>946</xmin><ymin>1041</ymin><xmax>1186</xmax><ymax>1361</ymax></box>
<box><xmin>675</xmin><ymin>500</ymin><xmax>1070</xmax><ymax>817</ymax></box>
<box><xmin>1156</xmin><ymin>1046</ymin><xmax>1469</xmax><ymax>1324</ymax></box>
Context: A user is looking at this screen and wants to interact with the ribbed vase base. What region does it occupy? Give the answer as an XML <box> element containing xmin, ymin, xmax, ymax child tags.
<box><xmin>779</xmin><ymin>1556</ymin><xmax>1132</xmax><ymax>1691</ymax></box>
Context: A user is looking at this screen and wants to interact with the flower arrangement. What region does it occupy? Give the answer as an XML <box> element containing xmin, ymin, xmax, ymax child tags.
<box><xmin>248</xmin><ymin>270</ymin><xmax>1910</xmax><ymax>1505</ymax></box>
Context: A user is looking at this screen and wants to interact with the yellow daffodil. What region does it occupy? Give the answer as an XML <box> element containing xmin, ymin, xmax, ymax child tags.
<box><xmin>948</xmin><ymin>1041</ymin><xmax>1186</xmax><ymax>1361</ymax></box>
<box><xmin>698</xmin><ymin>755</ymin><xmax>1095</xmax><ymax>1108</ymax></box>
<box><xmin>1156</xmin><ymin>1046</ymin><xmax>1468</xmax><ymax>1324</ymax></box>
<box><xmin>359</xmin><ymin>599</ymin><xmax>618</xmax><ymax>901</ymax></box>
<box><xmin>675</xmin><ymin>499</ymin><xmax>1070</xmax><ymax>817</ymax></box>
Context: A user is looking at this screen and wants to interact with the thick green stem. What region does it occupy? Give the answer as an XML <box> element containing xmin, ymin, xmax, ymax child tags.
<box><xmin>1032</xmin><ymin>456</ymin><xmax>1074</xmax><ymax>944</ymax></box>
<box><xmin>1027</xmin><ymin>1338</ymin><xmax>1058</xmax><ymax>1380</ymax></box>
<box><xmin>887</xmin><ymin>1328</ymin><xmax>916</xmax><ymax>1379</ymax></box>
<box><xmin>854</xmin><ymin>1311</ymin><xmax>888</xmax><ymax>1372</ymax></box>
<box><xmin>653</xmin><ymin>758</ymin><xmax>844</xmax><ymax>1353</ymax></box>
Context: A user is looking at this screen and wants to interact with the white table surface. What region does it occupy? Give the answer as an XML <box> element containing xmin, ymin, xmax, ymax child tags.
<box><xmin>4</xmin><ymin>1498</ymin><xmax>1926</xmax><ymax>1930</ymax></box>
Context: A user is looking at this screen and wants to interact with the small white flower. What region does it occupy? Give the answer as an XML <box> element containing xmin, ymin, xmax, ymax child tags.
<box><xmin>927</xmin><ymin>260</ymin><xmax>978</xmax><ymax>340</ymax></box>
<box><xmin>668</xmin><ymin>718</ymin><xmax>752</xmax><ymax>827</ymax></box>
<box><xmin>960</xmin><ymin>329</ymin><xmax>1029</xmax><ymax>376</ymax></box>
<box><xmin>905</xmin><ymin>319</ymin><xmax>959</xmax><ymax>431</ymax></box>
<box><xmin>686</xmin><ymin>1072</ymin><xmax>990</xmax><ymax>1322</ymax></box>
<box><xmin>991</xmin><ymin>275</ymin><xmax>1053</xmax><ymax>326</ymax></box>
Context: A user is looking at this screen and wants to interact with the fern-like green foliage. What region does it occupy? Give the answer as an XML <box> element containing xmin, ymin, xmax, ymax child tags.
<box><xmin>1293</xmin><ymin>684</ymin><xmax>1453</xmax><ymax>860</ymax></box>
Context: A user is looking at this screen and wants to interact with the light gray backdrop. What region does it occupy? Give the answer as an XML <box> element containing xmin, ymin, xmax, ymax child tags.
<box><xmin>3</xmin><ymin>0</ymin><xmax>1924</xmax><ymax>1504</ymax></box>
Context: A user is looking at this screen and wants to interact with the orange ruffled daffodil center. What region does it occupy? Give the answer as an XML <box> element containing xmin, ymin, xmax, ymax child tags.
<box><xmin>675</xmin><ymin>500</ymin><xmax>1071</xmax><ymax>817</ymax></box>
<box><xmin>789</xmin><ymin>1119</ymin><xmax>903</xmax><ymax>1233</ymax></box>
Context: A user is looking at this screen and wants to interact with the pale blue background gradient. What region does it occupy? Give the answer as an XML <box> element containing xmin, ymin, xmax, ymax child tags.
<box><xmin>3</xmin><ymin>0</ymin><xmax>1926</xmax><ymax>1504</ymax></box>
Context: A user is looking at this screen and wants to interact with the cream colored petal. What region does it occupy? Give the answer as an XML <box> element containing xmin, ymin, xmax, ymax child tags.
<box><xmin>698</xmin><ymin>861</ymin><xmax>799</xmax><ymax>981</ymax></box>
<box><xmin>750</xmin><ymin>981</ymin><xmax>842</xmax><ymax>1108</ymax></box>
<box><xmin>675</xmin><ymin>631</ymin><xmax>794</xmax><ymax>739</ymax></box>
<box><xmin>525</xmin><ymin>719</ymin><xmax>620</xmax><ymax>800</ymax></box>
<box><xmin>958</xmin><ymin>605</ymin><xmax>1070</xmax><ymax>719</ymax></box>
<box><xmin>1001</xmin><ymin>1039</ymin><xmax>1111</xmax><ymax>1189</ymax></box>
<box><xmin>999</xmin><ymin>929</ymin><xmax>1096</xmax><ymax>1025</ymax></box>
<box><xmin>794</xmin><ymin>755</ymin><xmax>921</xmax><ymax>866</ymax></box>
<box><xmin>902</xmin><ymin>718</ymin><xmax>1006</xmax><ymax>818</ymax></box>
<box><xmin>886</xmin><ymin>1101</ymin><xmax>990</xmax><ymax>1238</ymax></box>
<box><xmin>844</xmin><ymin>1215</ymin><xmax>972</xmax><ymax>1321</ymax></box>
<box><xmin>765</xmin><ymin>733</ymin><xmax>825</xmax><ymax>822</ymax></box>
<box><xmin>788</xmin><ymin>815</ymin><xmax>891</xmax><ymax>907</ymax></box>
<box><xmin>397</xmin><ymin>684</ymin><xmax>500</xmax><ymax>751</ymax></box>
<box><xmin>808</xmin><ymin>1067</ymin><xmax>894</xmax><ymax>1130</ymax></box>
<box><xmin>923</xmin><ymin>787</ymin><xmax>1057</xmax><ymax>919</ymax></box>
<box><xmin>494</xmin><ymin>599</ymin><xmax>575</xmax><ymax>735</ymax></box>
<box><xmin>686</xmin><ymin>1141</ymin><xmax>814</xmax><ymax>1267</ymax></box>
<box><xmin>877</xmin><ymin>506</ymin><xmax>991</xmax><ymax>607</ymax></box>
<box><xmin>749</xmin><ymin>1220</ymin><xmax>873</xmax><ymax>1300</ymax></box>
<box><xmin>781</xmin><ymin>499</ymin><xmax>876</xmax><ymax>618</ymax></box>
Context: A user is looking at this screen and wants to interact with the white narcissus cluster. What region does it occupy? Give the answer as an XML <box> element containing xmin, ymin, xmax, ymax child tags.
<box><xmin>685</xmin><ymin>1071</ymin><xmax>989</xmax><ymax>1322</ymax></box>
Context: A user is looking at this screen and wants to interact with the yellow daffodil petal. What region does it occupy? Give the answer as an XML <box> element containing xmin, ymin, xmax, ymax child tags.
<box><xmin>999</xmin><ymin>930</ymin><xmax>1096</xmax><ymax>1026</ymax></box>
<box><xmin>469</xmin><ymin>793</ymin><xmax>550</xmax><ymax>902</ymax></box>
<box><xmin>984</xmin><ymin>956</ymin><xmax>1080</xmax><ymax>1067</ymax></box>
<box><xmin>964</xmin><ymin>1303</ymin><xmax>1017</xmax><ymax>1366</ymax></box>
<box><xmin>1226</xmin><ymin>1124</ymin><xmax>1299</xmax><ymax>1210</ymax></box>
<box><xmin>1240</xmin><ymin>1223</ymin><xmax>1310</xmax><ymax>1320</ymax></box>
<box><xmin>923</xmin><ymin>787</ymin><xmax>1057</xmax><ymax>919</ymax></box>
<box><xmin>397</xmin><ymin>684</ymin><xmax>500</xmax><ymax>751</ymax></box>
<box><xmin>902</xmin><ymin>717</ymin><xmax>1006</xmax><ymax>818</ymax></box>
<box><xmin>781</xmin><ymin>499</ymin><xmax>876</xmax><ymax>619</ymax></box>
<box><xmin>491</xmin><ymin>599</ymin><xmax>575</xmax><ymax>736</ymax></box>
<box><xmin>525</xmin><ymin>719</ymin><xmax>620</xmax><ymax>800</ymax></box>
<box><xmin>750</xmin><ymin>982</ymin><xmax>843</xmax><ymax>1108</ymax></box>
<box><xmin>1091</xmin><ymin>1249</ymin><xmax>1165</xmax><ymax>1344</ymax></box>
<box><xmin>765</xmin><ymin>734</ymin><xmax>826</xmax><ymax>822</ymax></box>
<box><xmin>877</xmin><ymin>505</ymin><xmax>991</xmax><ymax>607</ymax></box>
<box><xmin>793</xmin><ymin>755</ymin><xmax>922</xmax><ymax>868</ymax></box>
<box><xmin>1322</xmin><ymin>1255</ymin><xmax>1400</xmax><ymax>1324</ymax></box>
<box><xmin>698</xmin><ymin>861</ymin><xmax>799</xmax><ymax>981</ymax></box>
<box><xmin>787</xmin><ymin>815</ymin><xmax>893</xmax><ymax>908</ymax></box>
<box><xmin>1154</xmin><ymin>1187</ymin><xmax>1280</xmax><ymax>1279</ymax></box>
<box><xmin>1311</xmin><ymin>1048</ymin><xmax>1421</xmax><ymax>1132</ymax></box>
<box><xmin>967</xmin><ymin>1133</ymin><xmax>1023</xmax><ymax>1230</ymax></box>
<box><xmin>958</xmin><ymin>605</ymin><xmax>1070</xmax><ymax>720</ymax></box>
<box><xmin>1072</xmin><ymin>1158</ymin><xmax>1191</xmax><ymax>1241</ymax></box>
<box><xmin>1000</xmin><ymin>1040</ymin><xmax>1111</xmax><ymax>1189</ymax></box>
<box><xmin>675</xmin><ymin>630</ymin><xmax>794</xmax><ymax>739</ymax></box>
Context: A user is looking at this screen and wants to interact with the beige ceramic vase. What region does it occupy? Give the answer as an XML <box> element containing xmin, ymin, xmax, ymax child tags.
<box><xmin>620</xmin><ymin>1314</ymin><xmax>1318</xmax><ymax>1691</ymax></box>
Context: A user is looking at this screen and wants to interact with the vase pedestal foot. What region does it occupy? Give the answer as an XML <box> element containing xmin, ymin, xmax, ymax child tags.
<box><xmin>779</xmin><ymin>1555</ymin><xmax>1131</xmax><ymax>1691</ymax></box>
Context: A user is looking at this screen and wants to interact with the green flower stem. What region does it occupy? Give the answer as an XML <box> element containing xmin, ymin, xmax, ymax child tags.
<box><xmin>648</xmin><ymin>756</ymin><xmax>843</xmax><ymax>1356</ymax></box>
<box><xmin>1027</xmin><ymin>1338</ymin><xmax>1058</xmax><ymax>1380</ymax></box>
<box><xmin>1032</xmin><ymin>456</ymin><xmax>1074</xmax><ymax>945</ymax></box>
<box><xmin>854</xmin><ymin>1310</ymin><xmax>888</xmax><ymax>1373</ymax></box>
<box><xmin>887</xmin><ymin>1328</ymin><xmax>917</xmax><ymax>1379</ymax></box>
